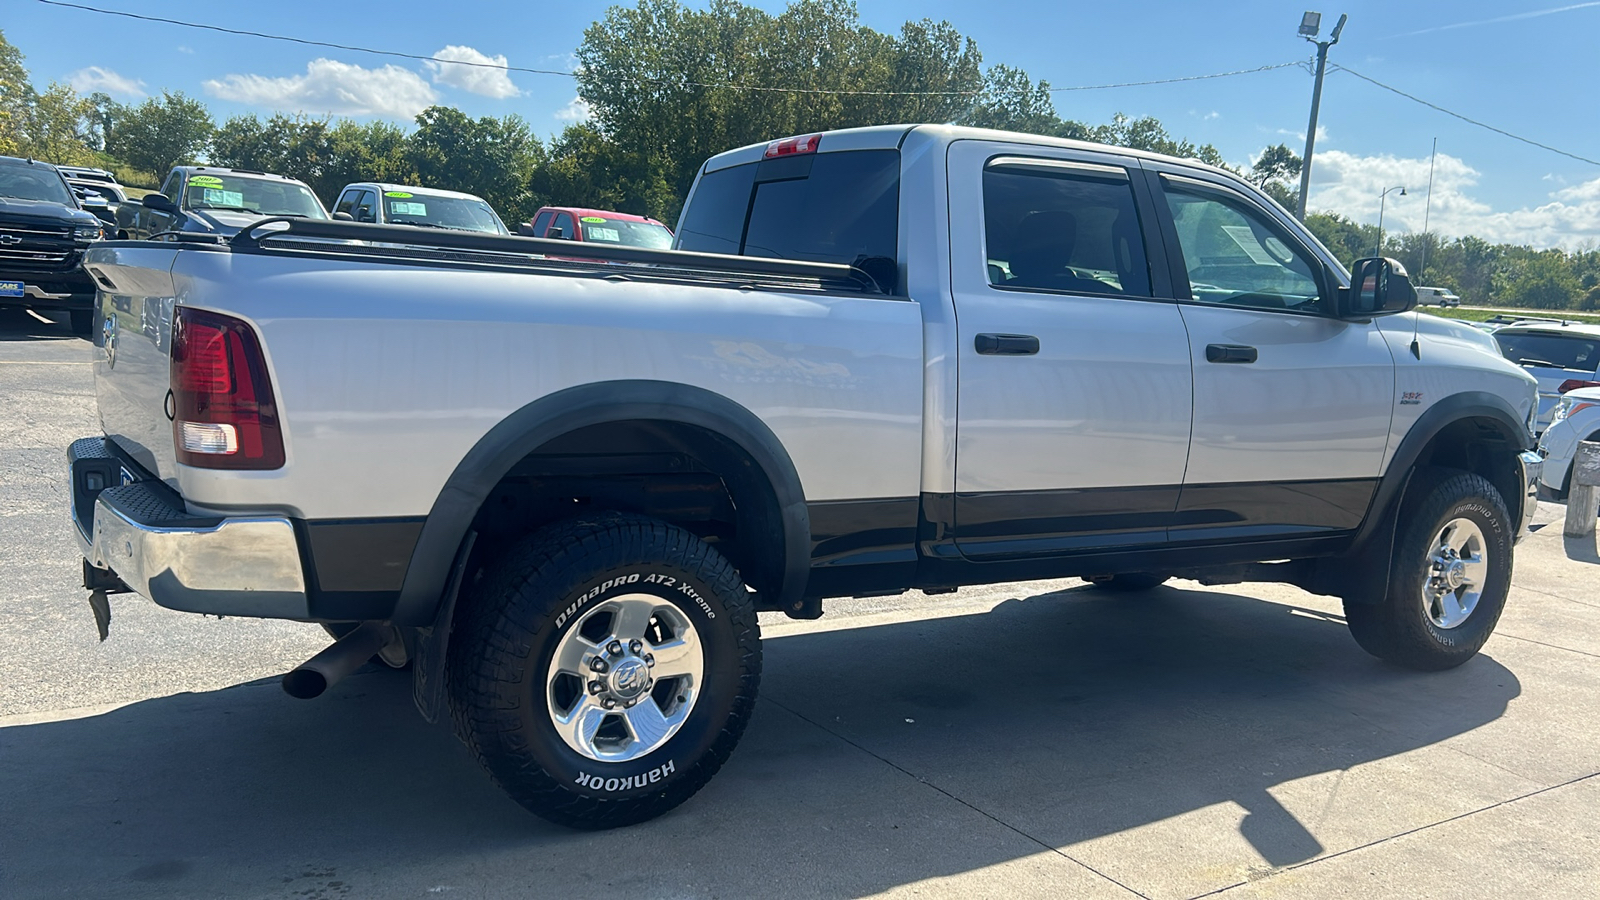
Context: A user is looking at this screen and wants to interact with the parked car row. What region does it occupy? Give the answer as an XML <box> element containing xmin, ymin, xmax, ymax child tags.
<box><xmin>2</xmin><ymin>153</ymin><xmax>673</xmax><ymax>333</ymax></box>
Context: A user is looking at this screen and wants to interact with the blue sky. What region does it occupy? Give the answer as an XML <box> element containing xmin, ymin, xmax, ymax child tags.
<box><xmin>8</xmin><ymin>0</ymin><xmax>1600</xmax><ymax>248</ymax></box>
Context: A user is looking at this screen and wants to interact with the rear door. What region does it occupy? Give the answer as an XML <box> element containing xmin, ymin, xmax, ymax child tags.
<box><xmin>947</xmin><ymin>140</ymin><xmax>1193</xmax><ymax>558</ymax></box>
<box><xmin>1145</xmin><ymin>166</ymin><xmax>1396</xmax><ymax>540</ymax></box>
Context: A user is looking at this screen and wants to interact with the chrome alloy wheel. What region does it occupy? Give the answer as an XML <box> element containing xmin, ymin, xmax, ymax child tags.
<box><xmin>1421</xmin><ymin>517</ymin><xmax>1490</xmax><ymax>630</ymax></box>
<box><xmin>545</xmin><ymin>593</ymin><xmax>704</xmax><ymax>762</ymax></box>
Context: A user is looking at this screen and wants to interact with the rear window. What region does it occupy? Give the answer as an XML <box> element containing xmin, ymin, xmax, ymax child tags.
<box><xmin>1495</xmin><ymin>332</ymin><xmax>1600</xmax><ymax>371</ymax></box>
<box><xmin>676</xmin><ymin>148</ymin><xmax>900</xmax><ymax>291</ymax></box>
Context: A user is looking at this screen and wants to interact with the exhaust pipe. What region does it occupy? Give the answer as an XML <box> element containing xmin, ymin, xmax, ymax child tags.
<box><xmin>282</xmin><ymin>622</ymin><xmax>389</xmax><ymax>699</ymax></box>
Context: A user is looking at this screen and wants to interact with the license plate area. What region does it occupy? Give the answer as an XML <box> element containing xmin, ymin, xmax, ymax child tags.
<box><xmin>0</xmin><ymin>280</ymin><xmax>23</xmax><ymax>298</ymax></box>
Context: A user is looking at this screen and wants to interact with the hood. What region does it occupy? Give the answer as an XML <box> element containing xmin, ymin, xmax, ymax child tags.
<box><xmin>0</xmin><ymin>196</ymin><xmax>100</xmax><ymax>225</ymax></box>
<box><xmin>186</xmin><ymin>208</ymin><xmax>267</xmax><ymax>234</ymax></box>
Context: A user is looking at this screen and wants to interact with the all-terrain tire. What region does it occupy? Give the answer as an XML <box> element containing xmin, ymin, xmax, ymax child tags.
<box><xmin>1344</xmin><ymin>468</ymin><xmax>1513</xmax><ymax>671</ymax></box>
<box><xmin>447</xmin><ymin>512</ymin><xmax>761</xmax><ymax>829</ymax></box>
<box><xmin>1086</xmin><ymin>573</ymin><xmax>1171</xmax><ymax>592</ymax></box>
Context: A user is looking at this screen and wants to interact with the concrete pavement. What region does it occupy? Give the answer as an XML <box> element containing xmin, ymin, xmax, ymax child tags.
<box><xmin>2</xmin><ymin>307</ymin><xmax>1596</xmax><ymax>899</ymax></box>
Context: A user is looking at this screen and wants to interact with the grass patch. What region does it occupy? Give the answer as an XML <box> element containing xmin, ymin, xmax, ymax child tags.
<box><xmin>1420</xmin><ymin>307</ymin><xmax>1600</xmax><ymax>327</ymax></box>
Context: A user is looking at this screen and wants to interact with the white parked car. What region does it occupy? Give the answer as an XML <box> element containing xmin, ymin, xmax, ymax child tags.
<box><xmin>1538</xmin><ymin>385</ymin><xmax>1600</xmax><ymax>499</ymax></box>
<box><xmin>332</xmin><ymin>182</ymin><xmax>509</xmax><ymax>234</ymax></box>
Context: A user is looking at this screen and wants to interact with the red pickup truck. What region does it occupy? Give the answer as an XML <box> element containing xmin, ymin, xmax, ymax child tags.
<box><xmin>519</xmin><ymin>206</ymin><xmax>673</xmax><ymax>248</ymax></box>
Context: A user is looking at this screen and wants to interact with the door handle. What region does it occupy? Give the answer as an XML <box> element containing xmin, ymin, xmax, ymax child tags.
<box><xmin>1205</xmin><ymin>343</ymin><xmax>1258</xmax><ymax>364</ymax></box>
<box><xmin>975</xmin><ymin>333</ymin><xmax>1040</xmax><ymax>356</ymax></box>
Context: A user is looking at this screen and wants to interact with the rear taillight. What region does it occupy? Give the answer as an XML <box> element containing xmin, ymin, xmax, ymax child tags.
<box><xmin>764</xmin><ymin>133</ymin><xmax>821</xmax><ymax>158</ymax></box>
<box><xmin>171</xmin><ymin>307</ymin><xmax>284</xmax><ymax>469</ymax></box>
<box><xmin>1558</xmin><ymin>379</ymin><xmax>1600</xmax><ymax>394</ymax></box>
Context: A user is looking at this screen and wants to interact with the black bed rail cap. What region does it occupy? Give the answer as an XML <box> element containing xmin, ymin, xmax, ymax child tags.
<box><xmin>229</xmin><ymin>217</ymin><xmax>886</xmax><ymax>294</ymax></box>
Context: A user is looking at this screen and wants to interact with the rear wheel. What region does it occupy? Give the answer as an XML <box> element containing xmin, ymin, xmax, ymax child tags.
<box><xmin>448</xmin><ymin>512</ymin><xmax>761</xmax><ymax>829</ymax></box>
<box><xmin>1344</xmin><ymin>469</ymin><xmax>1513</xmax><ymax>671</ymax></box>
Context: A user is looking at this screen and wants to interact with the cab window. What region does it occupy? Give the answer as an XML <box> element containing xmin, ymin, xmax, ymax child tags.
<box><xmin>982</xmin><ymin>161</ymin><xmax>1151</xmax><ymax>297</ymax></box>
<box><xmin>1162</xmin><ymin>179</ymin><xmax>1324</xmax><ymax>313</ymax></box>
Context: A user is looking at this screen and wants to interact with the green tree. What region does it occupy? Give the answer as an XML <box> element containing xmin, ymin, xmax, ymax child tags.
<box><xmin>1504</xmin><ymin>252</ymin><xmax>1581</xmax><ymax>309</ymax></box>
<box><xmin>1303</xmin><ymin>212</ymin><xmax>1378</xmax><ymax>268</ymax></box>
<box><xmin>0</xmin><ymin>30</ymin><xmax>35</xmax><ymax>156</ymax></box>
<box><xmin>21</xmin><ymin>82</ymin><xmax>97</xmax><ymax>165</ymax></box>
<box><xmin>106</xmin><ymin>91</ymin><xmax>214</xmax><ymax>181</ymax></box>
<box><xmin>407</xmin><ymin>106</ymin><xmax>544</xmax><ymax>223</ymax></box>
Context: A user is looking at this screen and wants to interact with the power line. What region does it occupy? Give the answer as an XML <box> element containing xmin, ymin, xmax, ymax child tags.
<box><xmin>1332</xmin><ymin>64</ymin><xmax>1600</xmax><ymax>167</ymax></box>
<box><xmin>35</xmin><ymin>0</ymin><xmax>1297</xmax><ymax>98</ymax></box>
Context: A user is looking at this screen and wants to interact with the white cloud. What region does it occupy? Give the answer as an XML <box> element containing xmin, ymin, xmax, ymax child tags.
<box><xmin>68</xmin><ymin>66</ymin><xmax>145</xmax><ymax>98</ymax></box>
<box><xmin>203</xmin><ymin>59</ymin><xmax>437</xmax><ymax>118</ymax></box>
<box><xmin>555</xmin><ymin>96</ymin><xmax>591</xmax><ymax>123</ymax></box>
<box><xmin>425</xmin><ymin>46</ymin><xmax>519</xmax><ymax>98</ymax></box>
<box><xmin>1306</xmin><ymin>149</ymin><xmax>1600</xmax><ymax>250</ymax></box>
<box><xmin>1204</xmin><ymin>111</ymin><xmax>1220</xmax><ymax>121</ymax></box>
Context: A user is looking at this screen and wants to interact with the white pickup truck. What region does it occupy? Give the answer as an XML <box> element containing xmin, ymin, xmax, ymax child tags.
<box><xmin>71</xmin><ymin>125</ymin><xmax>1540</xmax><ymax>829</ymax></box>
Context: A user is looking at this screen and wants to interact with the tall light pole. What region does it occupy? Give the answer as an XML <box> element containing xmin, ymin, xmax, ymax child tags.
<box><xmin>1376</xmin><ymin>185</ymin><xmax>1406</xmax><ymax>257</ymax></box>
<box><xmin>1295</xmin><ymin>11</ymin><xmax>1348</xmax><ymax>221</ymax></box>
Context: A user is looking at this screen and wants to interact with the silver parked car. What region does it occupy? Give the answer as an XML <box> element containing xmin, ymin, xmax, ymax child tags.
<box><xmin>1492</xmin><ymin>322</ymin><xmax>1600</xmax><ymax>432</ymax></box>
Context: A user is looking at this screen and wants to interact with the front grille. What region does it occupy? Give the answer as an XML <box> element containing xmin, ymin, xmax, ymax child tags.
<box><xmin>0</xmin><ymin>223</ymin><xmax>72</xmax><ymax>239</ymax></box>
<box><xmin>0</xmin><ymin>247</ymin><xmax>71</xmax><ymax>263</ymax></box>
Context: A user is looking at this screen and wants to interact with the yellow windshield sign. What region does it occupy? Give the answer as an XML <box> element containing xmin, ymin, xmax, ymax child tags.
<box><xmin>188</xmin><ymin>175</ymin><xmax>224</xmax><ymax>187</ymax></box>
<box><xmin>384</xmin><ymin>191</ymin><xmax>413</xmax><ymax>198</ymax></box>
<box><xmin>580</xmin><ymin>216</ymin><xmax>607</xmax><ymax>223</ymax></box>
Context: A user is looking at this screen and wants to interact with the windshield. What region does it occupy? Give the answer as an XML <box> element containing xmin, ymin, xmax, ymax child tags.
<box><xmin>383</xmin><ymin>192</ymin><xmax>506</xmax><ymax>234</ymax></box>
<box><xmin>0</xmin><ymin>165</ymin><xmax>75</xmax><ymax>205</ymax></box>
<box><xmin>578</xmin><ymin>217</ymin><xmax>672</xmax><ymax>248</ymax></box>
<box><xmin>182</xmin><ymin>174</ymin><xmax>327</xmax><ymax>218</ymax></box>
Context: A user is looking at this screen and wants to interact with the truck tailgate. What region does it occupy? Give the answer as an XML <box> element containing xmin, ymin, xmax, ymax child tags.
<box><xmin>84</xmin><ymin>244</ymin><xmax>183</xmax><ymax>488</ymax></box>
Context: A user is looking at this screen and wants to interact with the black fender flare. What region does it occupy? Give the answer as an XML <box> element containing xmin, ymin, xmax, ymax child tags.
<box><xmin>1318</xmin><ymin>391</ymin><xmax>1531</xmax><ymax>604</ymax></box>
<box><xmin>1353</xmin><ymin>390</ymin><xmax>1531</xmax><ymax>549</ymax></box>
<box><xmin>390</xmin><ymin>380</ymin><xmax>811</xmax><ymax>625</ymax></box>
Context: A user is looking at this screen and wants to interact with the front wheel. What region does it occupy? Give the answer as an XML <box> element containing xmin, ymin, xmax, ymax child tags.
<box><xmin>448</xmin><ymin>512</ymin><xmax>761</xmax><ymax>829</ymax></box>
<box><xmin>1344</xmin><ymin>469</ymin><xmax>1513</xmax><ymax>671</ymax></box>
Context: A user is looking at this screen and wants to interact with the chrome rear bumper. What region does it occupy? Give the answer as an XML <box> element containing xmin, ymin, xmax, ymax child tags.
<box><xmin>69</xmin><ymin>437</ymin><xmax>309</xmax><ymax>618</ymax></box>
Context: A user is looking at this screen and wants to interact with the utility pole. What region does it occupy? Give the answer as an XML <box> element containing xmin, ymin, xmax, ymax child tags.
<box><xmin>1295</xmin><ymin>12</ymin><xmax>1348</xmax><ymax>221</ymax></box>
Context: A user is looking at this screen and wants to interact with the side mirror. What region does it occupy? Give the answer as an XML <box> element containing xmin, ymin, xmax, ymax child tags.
<box><xmin>516</xmin><ymin>222</ymin><xmax>540</xmax><ymax>237</ymax></box>
<box><xmin>547</xmin><ymin>226</ymin><xmax>566</xmax><ymax>240</ymax></box>
<box><xmin>332</xmin><ymin>211</ymin><xmax>354</xmax><ymax>221</ymax></box>
<box><xmin>1338</xmin><ymin>257</ymin><xmax>1417</xmax><ymax>319</ymax></box>
<box><xmin>141</xmin><ymin>193</ymin><xmax>177</xmax><ymax>213</ymax></box>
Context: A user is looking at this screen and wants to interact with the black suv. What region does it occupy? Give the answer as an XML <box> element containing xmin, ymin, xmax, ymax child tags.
<box><xmin>0</xmin><ymin>156</ymin><xmax>104</xmax><ymax>335</ymax></box>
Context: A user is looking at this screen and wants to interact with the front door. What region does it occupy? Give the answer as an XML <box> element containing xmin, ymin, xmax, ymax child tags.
<box><xmin>1145</xmin><ymin>167</ymin><xmax>1396</xmax><ymax>540</ymax></box>
<box><xmin>947</xmin><ymin>141</ymin><xmax>1193</xmax><ymax>558</ymax></box>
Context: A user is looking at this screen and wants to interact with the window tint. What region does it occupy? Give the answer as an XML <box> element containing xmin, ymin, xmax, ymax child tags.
<box><xmin>334</xmin><ymin>191</ymin><xmax>359</xmax><ymax>216</ymax></box>
<box><xmin>676</xmin><ymin>149</ymin><xmax>900</xmax><ymax>289</ymax></box>
<box><xmin>982</xmin><ymin>164</ymin><xmax>1150</xmax><ymax>297</ymax></box>
<box><xmin>161</xmin><ymin>172</ymin><xmax>182</xmax><ymax>202</ymax></box>
<box><xmin>0</xmin><ymin>164</ymin><xmax>73</xmax><ymax>205</ymax></box>
<box><xmin>1163</xmin><ymin>181</ymin><xmax>1322</xmax><ymax>312</ymax></box>
<box><xmin>553</xmin><ymin>213</ymin><xmax>575</xmax><ymax>239</ymax></box>
<box><xmin>1494</xmin><ymin>333</ymin><xmax>1600</xmax><ymax>372</ymax></box>
<box><xmin>353</xmin><ymin>190</ymin><xmax>377</xmax><ymax>223</ymax></box>
<box><xmin>530</xmin><ymin>210</ymin><xmax>553</xmax><ymax>236</ymax></box>
<box><xmin>181</xmin><ymin>173</ymin><xmax>327</xmax><ymax>218</ymax></box>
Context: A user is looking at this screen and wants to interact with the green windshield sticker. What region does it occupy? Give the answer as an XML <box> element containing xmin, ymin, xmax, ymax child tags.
<box><xmin>188</xmin><ymin>175</ymin><xmax>224</xmax><ymax>187</ymax></box>
<box><xmin>580</xmin><ymin>216</ymin><xmax>607</xmax><ymax>223</ymax></box>
<box><xmin>384</xmin><ymin>191</ymin><xmax>413</xmax><ymax>198</ymax></box>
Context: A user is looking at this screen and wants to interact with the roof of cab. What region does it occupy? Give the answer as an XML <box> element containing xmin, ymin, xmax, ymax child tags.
<box><xmin>346</xmin><ymin>182</ymin><xmax>493</xmax><ymax>202</ymax></box>
<box><xmin>175</xmin><ymin>165</ymin><xmax>312</xmax><ymax>186</ymax></box>
<box><xmin>698</xmin><ymin>123</ymin><xmax>1240</xmax><ymax>181</ymax></box>
<box><xmin>535</xmin><ymin>206</ymin><xmax>667</xmax><ymax>226</ymax></box>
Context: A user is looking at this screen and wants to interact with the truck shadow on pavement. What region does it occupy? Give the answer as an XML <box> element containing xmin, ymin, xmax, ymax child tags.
<box><xmin>0</xmin><ymin>307</ymin><xmax>82</xmax><ymax>342</ymax></box>
<box><xmin>0</xmin><ymin>584</ymin><xmax>1519</xmax><ymax>899</ymax></box>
